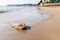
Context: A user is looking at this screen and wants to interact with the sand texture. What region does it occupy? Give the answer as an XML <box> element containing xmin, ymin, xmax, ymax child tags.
<box><xmin>0</xmin><ymin>6</ymin><xmax>50</xmax><ymax>40</ymax></box>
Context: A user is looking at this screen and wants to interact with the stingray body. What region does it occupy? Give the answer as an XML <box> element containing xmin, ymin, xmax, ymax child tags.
<box><xmin>11</xmin><ymin>23</ymin><xmax>26</xmax><ymax>30</ymax></box>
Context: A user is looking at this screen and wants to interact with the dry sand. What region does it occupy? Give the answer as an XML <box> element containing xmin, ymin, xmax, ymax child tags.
<box><xmin>1</xmin><ymin>6</ymin><xmax>60</xmax><ymax>40</ymax></box>
<box><xmin>33</xmin><ymin>6</ymin><xmax>60</xmax><ymax>40</ymax></box>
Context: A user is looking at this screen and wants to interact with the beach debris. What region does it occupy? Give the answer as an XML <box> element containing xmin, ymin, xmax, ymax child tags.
<box><xmin>10</xmin><ymin>23</ymin><xmax>26</xmax><ymax>30</ymax></box>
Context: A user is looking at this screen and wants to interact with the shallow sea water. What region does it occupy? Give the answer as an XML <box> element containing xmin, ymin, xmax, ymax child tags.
<box><xmin>0</xmin><ymin>6</ymin><xmax>50</xmax><ymax>40</ymax></box>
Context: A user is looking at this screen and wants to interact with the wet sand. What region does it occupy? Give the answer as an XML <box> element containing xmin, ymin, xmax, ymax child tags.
<box><xmin>0</xmin><ymin>6</ymin><xmax>60</xmax><ymax>40</ymax></box>
<box><xmin>0</xmin><ymin>6</ymin><xmax>50</xmax><ymax>40</ymax></box>
<box><xmin>33</xmin><ymin>6</ymin><xmax>60</xmax><ymax>40</ymax></box>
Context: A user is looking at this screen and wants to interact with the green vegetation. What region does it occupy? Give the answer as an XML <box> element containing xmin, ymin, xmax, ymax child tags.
<box><xmin>58</xmin><ymin>0</ymin><xmax>60</xmax><ymax>2</ymax></box>
<box><xmin>49</xmin><ymin>0</ymin><xmax>54</xmax><ymax>3</ymax></box>
<box><xmin>49</xmin><ymin>0</ymin><xmax>60</xmax><ymax>3</ymax></box>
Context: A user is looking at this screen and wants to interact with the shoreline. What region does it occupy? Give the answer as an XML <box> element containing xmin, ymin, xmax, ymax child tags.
<box><xmin>32</xmin><ymin>6</ymin><xmax>60</xmax><ymax>40</ymax></box>
<box><xmin>0</xmin><ymin>6</ymin><xmax>60</xmax><ymax>40</ymax></box>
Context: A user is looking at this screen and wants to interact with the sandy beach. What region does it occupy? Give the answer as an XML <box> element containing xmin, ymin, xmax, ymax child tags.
<box><xmin>33</xmin><ymin>6</ymin><xmax>60</xmax><ymax>40</ymax></box>
<box><xmin>0</xmin><ymin>6</ymin><xmax>50</xmax><ymax>40</ymax></box>
<box><xmin>0</xmin><ymin>6</ymin><xmax>60</xmax><ymax>40</ymax></box>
